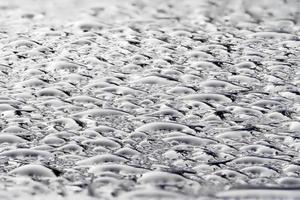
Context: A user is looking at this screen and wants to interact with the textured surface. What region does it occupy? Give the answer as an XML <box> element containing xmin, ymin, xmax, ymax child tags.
<box><xmin>0</xmin><ymin>0</ymin><xmax>300</xmax><ymax>199</ymax></box>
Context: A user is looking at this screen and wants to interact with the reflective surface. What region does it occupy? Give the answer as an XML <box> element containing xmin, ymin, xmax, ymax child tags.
<box><xmin>0</xmin><ymin>0</ymin><xmax>299</xmax><ymax>199</ymax></box>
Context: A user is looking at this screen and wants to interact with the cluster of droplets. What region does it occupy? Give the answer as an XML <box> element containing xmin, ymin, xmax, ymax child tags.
<box><xmin>0</xmin><ymin>0</ymin><xmax>299</xmax><ymax>199</ymax></box>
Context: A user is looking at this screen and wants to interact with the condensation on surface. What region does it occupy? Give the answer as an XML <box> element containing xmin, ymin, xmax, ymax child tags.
<box><xmin>0</xmin><ymin>0</ymin><xmax>300</xmax><ymax>199</ymax></box>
